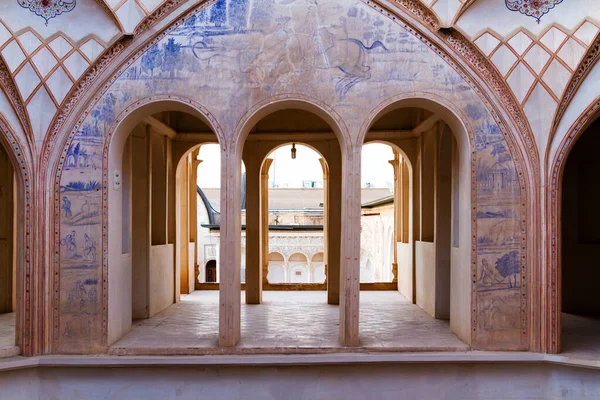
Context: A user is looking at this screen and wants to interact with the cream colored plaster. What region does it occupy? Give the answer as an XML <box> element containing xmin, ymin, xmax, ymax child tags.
<box><xmin>0</xmin><ymin>0</ymin><xmax>120</xmax><ymax>44</ymax></box>
<box><xmin>0</xmin><ymin>91</ymin><xmax>26</xmax><ymax>147</ymax></box>
<box><xmin>431</xmin><ymin>0</ymin><xmax>462</xmax><ymax>27</ymax></box>
<box><xmin>457</xmin><ymin>0</ymin><xmax>600</xmax><ymax>40</ymax></box>
<box><xmin>26</xmin><ymin>86</ymin><xmax>55</xmax><ymax>147</ymax></box>
<box><xmin>524</xmin><ymin>83</ymin><xmax>557</xmax><ymax>160</ymax></box>
<box><xmin>550</xmin><ymin>60</ymin><xmax>600</xmax><ymax>162</ymax></box>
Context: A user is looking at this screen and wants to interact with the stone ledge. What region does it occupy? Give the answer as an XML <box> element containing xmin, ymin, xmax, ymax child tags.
<box><xmin>1</xmin><ymin>351</ymin><xmax>600</xmax><ymax>372</ymax></box>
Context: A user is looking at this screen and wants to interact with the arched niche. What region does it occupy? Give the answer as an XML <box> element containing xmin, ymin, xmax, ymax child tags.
<box><xmin>311</xmin><ymin>252</ymin><xmax>325</xmax><ymax>284</ymax></box>
<box><xmin>55</xmin><ymin>96</ymin><xmax>223</xmax><ymax>352</ymax></box>
<box><xmin>0</xmin><ymin>118</ymin><xmax>31</xmax><ymax>357</ymax></box>
<box><xmin>267</xmin><ymin>252</ymin><xmax>285</xmax><ymax>284</ymax></box>
<box><xmin>549</xmin><ymin>102</ymin><xmax>600</xmax><ymax>354</ymax></box>
<box><xmin>359</xmin><ymin>94</ymin><xmax>525</xmax><ymax>349</ymax></box>
<box><xmin>288</xmin><ymin>253</ymin><xmax>309</xmax><ymax>284</ymax></box>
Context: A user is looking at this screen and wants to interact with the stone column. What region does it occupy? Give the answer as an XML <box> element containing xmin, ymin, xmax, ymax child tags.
<box><xmin>260</xmin><ymin>158</ymin><xmax>273</xmax><ymax>289</ymax></box>
<box><xmin>131</xmin><ymin>126</ymin><xmax>151</xmax><ymax>319</ymax></box>
<box><xmin>178</xmin><ymin>154</ymin><xmax>191</xmax><ymax>295</ymax></box>
<box><xmin>435</xmin><ymin>126</ymin><xmax>452</xmax><ymax>320</ymax></box>
<box><xmin>326</xmin><ymin>149</ymin><xmax>342</xmax><ymax>305</ymax></box>
<box><xmin>0</xmin><ymin>145</ymin><xmax>13</xmax><ymax>313</ymax></box>
<box><xmin>318</xmin><ymin>158</ymin><xmax>330</xmax><ymax>289</ymax></box>
<box><xmin>219</xmin><ymin>147</ymin><xmax>242</xmax><ymax>347</ymax></box>
<box><xmin>339</xmin><ymin>147</ymin><xmax>361</xmax><ymax>346</ymax></box>
<box><xmin>401</xmin><ymin>160</ymin><xmax>410</xmax><ymax>243</ymax></box>
<box><xmin>244</xmin><ymin>151</ymin><xmax>261</xmax><ymax>304</ymax></box>
<box><xmin>388</xmin><ymin>151</ymin><xmax>400</xmax><ymax>283</ymax></box>
<box><xmin>190</xmin><ymin>150</ymin><xmax>201</xmax><ymax>291</ymax></box>
<box><xmin>150</xmin><ymin>133</ymin><xmax>167</xmax><ymax>245</ymax></box>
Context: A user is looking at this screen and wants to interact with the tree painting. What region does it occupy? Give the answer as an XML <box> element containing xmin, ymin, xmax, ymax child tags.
<box><xmin>90</xmin><ymin>93</ymin><xmax>117</xmax><ymax>135</ymax></box>
<box><xmin>161</xmin><ymin>38</ymin><xmax>183</xmax><ymax>79</ymax></box>
<box><xmin>141</xmin><ymin>44</ymin><xmax>162</xmax><ymax>77</ymax></box>
<box><xmin>491</xmin><ymin>143</ymin><xmax>512</xmax><ymax>164</ymax></box>
<box><xmin>495</xmin><ymin>250</ymin><xmax>520</xmax><ymax>288</ymax></box>
<box><xmin>210</xmin><ymin>0</ymin><xmax>226</xmax><ymax>27</ymax></box>
<box><xmin>229</xmin><ymin>0</ymin><xmax>248</xmax><ymax>31</ymax></box>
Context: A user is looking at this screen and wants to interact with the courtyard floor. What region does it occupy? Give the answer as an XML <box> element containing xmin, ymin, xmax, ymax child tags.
<box><xmin>110</xmin><ymin>291</ymin><xmax>469</xmax><ymax>355</ymax></box>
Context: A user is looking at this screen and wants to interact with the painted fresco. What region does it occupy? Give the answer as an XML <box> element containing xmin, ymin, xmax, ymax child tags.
<box><xmin>56</xmin><ymin>0</ymin><xmax>525</xmax><ymax>351</ymax></box>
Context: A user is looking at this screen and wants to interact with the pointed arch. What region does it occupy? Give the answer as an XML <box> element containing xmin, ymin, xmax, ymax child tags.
<box><xmin>0</xmin><ymin>115</ymin><xmax>34</xmax><ymax>356</ymax></box>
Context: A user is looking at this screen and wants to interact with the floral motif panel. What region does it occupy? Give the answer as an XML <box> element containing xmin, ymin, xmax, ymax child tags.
<box><xmin>505</xmin><ymin>0</ymin><xmax>564</xmax><ymax>23</ymax></box>
<box><xmin>17</xmin><ymin>0</ymin><xmax>76</xmax><ymax>25</ymax></box>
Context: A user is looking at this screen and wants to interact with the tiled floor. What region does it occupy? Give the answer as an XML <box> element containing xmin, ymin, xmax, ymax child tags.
<box><xmin>562</xmin><ymin>313</ymin><xmax>600</xmax><ymax>360</ymax></box>
<box><xmin>0</xmin><ymin>312</ymin><xmax>19</xmax><ymax>358</ymax></box>
<box><xmin>110</xmin><ymin>291</ymin><xmax>468</xmax><ymax>355</ymax></box>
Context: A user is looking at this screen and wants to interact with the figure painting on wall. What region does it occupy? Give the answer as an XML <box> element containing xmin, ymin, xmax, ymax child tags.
<box><xmin>62</xmin><ymin>196</ymin><xmax>72</xmax><ymax>218</ymax></box>
<box><xmin>61</xmin><ymin>230</ymin><xmax>78</xmax><ymax>259</ymax></box>
<box><xmin>83</xmin><ymin>234</ymin><xmax>97</xmax><ymax>263</ymax></box>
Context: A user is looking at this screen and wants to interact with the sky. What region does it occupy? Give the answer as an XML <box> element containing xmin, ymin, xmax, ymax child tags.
<box><xmin>197</xmin><ymin>143</ymin><xmax>395</xmax><ymax>190</ymax></box>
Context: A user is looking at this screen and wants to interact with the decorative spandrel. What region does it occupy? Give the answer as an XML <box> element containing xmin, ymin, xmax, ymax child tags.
<box><xmin>505</xmin><ymin>0</ymin><xmax>564</xmax><ymax>24</ymax></box>
<box><xmin>17</xmin><ymin>0</ymin><xmax>76</xmax><ymax>25</ymax></box>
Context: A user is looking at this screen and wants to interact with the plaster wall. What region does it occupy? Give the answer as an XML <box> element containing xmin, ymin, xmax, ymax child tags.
<box><xmin>452</xmin><ymin>246</ymin><xmax>471</xmax><ymax>343</ymax></box>
<box><xmin>108</xmin><ymin>253</ymin><xmax>132</xmax><ymax>345</ymax></box>
<box><xmin>415</xmin><ymin>240</ymin><xmax>435</xmax><ymax>317</ymax></box>
<box><xmin>451</xmin><ymin>126</ymin><xmax>473</xmax><ymax>345</ymax></box>
<box><xmin>188</xmin><ymin>243</ymin><xmax>195</xmax><ymax>294</ymax></box>
<box><xmin>108</xmin><ymin>129</ymin><xmax>133</xmax><ymax>345</ymax></box>
<box><xmin>149</xmin><ymin>244</ymin><xmax>175</xmax><ymax>317</ymax></box>
<box><xmin>397</xmin><ymin>243</ymin><xmax>412</xmax><ymax>300</ymax></box>
<box><xmin>456</xmin><ymin>0</ymin><xmax>600</xmax><ymax>39</ymax></box>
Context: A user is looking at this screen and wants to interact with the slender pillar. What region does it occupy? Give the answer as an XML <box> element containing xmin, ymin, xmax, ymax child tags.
<box><xmin>388</xmin><ymin>151</ymin><xmax>400</xmax><ymax>283</ymax></box>
<box><xmin>150</xmin><ymin>133</ymin><xmax>167</xmax><ymax>245</ymax></box>
<box><xmin>327</xmin><ymin>148</ymin><xmax>342</xmax><ymax>305</ymax></box>
<box><xmin>420</xmin><ymin>130</ymin><xmax>436</xmax><ymax>242</ymax></box>
<box><xmin>178</xmin><ymin>155</ymin><xmax>191</xmax><ymax>295</ymax></box>
<box><xmin>193</xmin><ymin>158</ymin><xmax>203</xmax><ymax>290</ymax></box>
<box><xmin>189</xmin><ymin>149</ymin><xmax>200</xmax><ymax>292</ymax></box>
<box><xmin>219</xmin><ymin>148</ymin><xmax>242</xmax><ymax>347</ymax></box>
<box><xmin>244</xmin><ymin>151</ymin><xmax>261</xmax><ymax>304</ymax></box>
<box><xmin>0</xmin><ymin>145</ymin><xmax>14</xmax><ymax>313</ymax></box>
<box><xmin>319</xmin><ymin>158</ymin><xmax>329</xmax><ymax>286</ymax></box>
<box><xmin>260</xmin><ymin>159</ymin><xmax>274</xmax><ymax>289</ymax></box>
<box><xmin>131</xmin><ymin>127</ymin><xmax>151</xmax><ymax>319</ymax></box>
<box><xmin>401</xmin><ymin>160</ymin><xmax>410</xmax><ymax>243</ymax></box>
<box><xmin>435</xmin><ymin>126</ymin><xmax>452</xmax><ymax>319</ymax></box>
<box><xmin>339</xmin><ymin>147</ymin><xmax>361</xmax><ymax>346</ymax></box>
